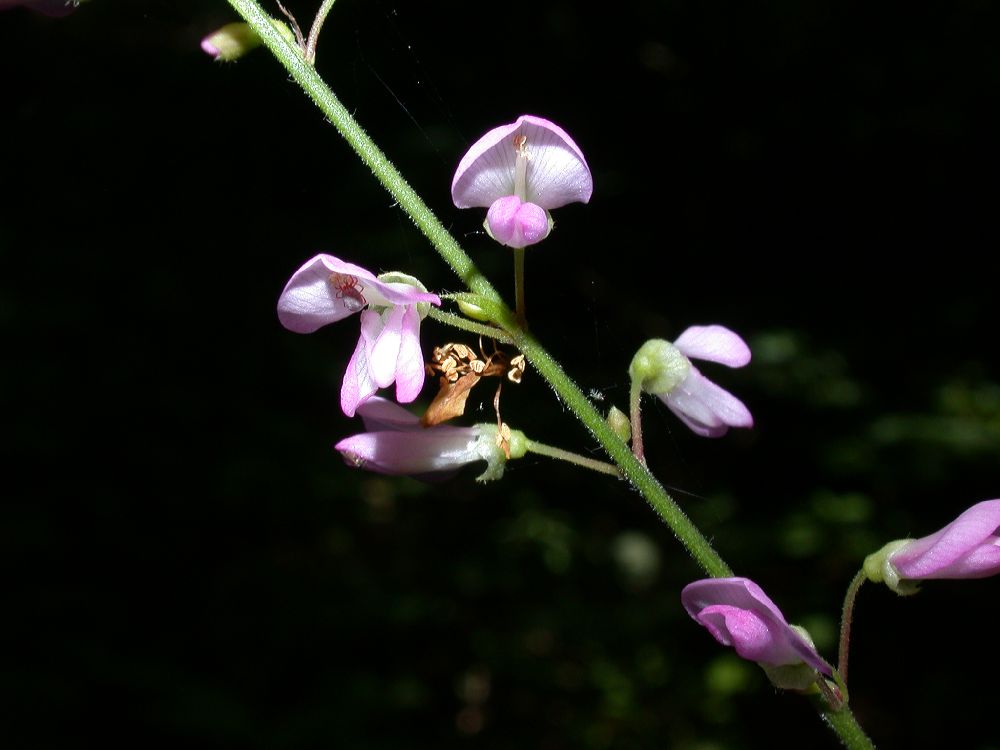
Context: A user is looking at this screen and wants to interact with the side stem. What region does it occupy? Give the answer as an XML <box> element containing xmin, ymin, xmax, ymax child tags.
<box><xmin>629</xmin><ymin>378</ymin><xmax>646</xmax><ymax>463</ymax></box>
<box><xmin>305</xmin><ymin>0</ymin><xmax>338</xmax><ymax>64</ymax></box>
<box><xmin>838</xmin><ymin>570</ymin><xmax>867</xmax><ymax>685</ymax></box>
<box><xmin>525</xmin><ymin>439</ymin><xmax>621</xmax><ymax>478</ymax></box>
<box><xmin>514</xmin><ymin>247</ymin><xmax>527</xmax><ymax>327</ymax></box>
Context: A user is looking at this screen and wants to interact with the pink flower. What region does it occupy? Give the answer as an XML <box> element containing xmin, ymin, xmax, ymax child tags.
<box><xmin>451</xmin><ymin>115</ymin><xmax>593</xmax><ymax>248</ymax></box>
<box><xmin>630</xmin><ymin>325</ymin><xmax>753</xmax><ymax>437</ymax></box>
<box><xmin>334</xmin><ymin>397</ymin><xmax>516</xmax><ymax>482</ymax></box>
<box><xmin>0</xmin><ymin>0</ymin><xmax>80</xmax><ymax>15</ymax></box>
<box><xmin>682</xmin><ymin>577</ymin><xmax>833</xmax><ymax>690</ymax></box>
<box><xmin>277</xmin><ymin>254</ymin><xmax>440</xmax><ymax>417</ymax></box>
<box><xmin>864</xmin><ymin>500</ymin><xmax>1000</xmax><ymax>594</ymax></box>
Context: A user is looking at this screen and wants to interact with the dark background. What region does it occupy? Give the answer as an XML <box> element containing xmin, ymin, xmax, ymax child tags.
<box><xmin>4</xmin><ymin>1</ymin><xmax>999</xmax><ymax>747</ymax></box>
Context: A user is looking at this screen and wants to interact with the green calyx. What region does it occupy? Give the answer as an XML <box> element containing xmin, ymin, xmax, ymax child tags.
<box><xmin>473</xmin><ymin>425</ymin><xmax>527</xmax><ymax>482</ymax></box>
<box><xmin>377</xmin><ymin>271</ymin><xmax>433</xmax><ymax>318</ymax></box>
<box><xmin>862</xmin><ymin>539</ymin><xmax>918</xmax><ymax>595</ymax></box>
<box><xmin>629</xmin><ymin>339</ymin><xmax>691</xmax><ymax>395</ymax></box>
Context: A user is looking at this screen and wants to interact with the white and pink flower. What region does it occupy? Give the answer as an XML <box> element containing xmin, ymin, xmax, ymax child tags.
<box><xmin>277</xmin><ymin>254</ymin><xmax>440</xmax><ymax>417</ymax></box>
<box><xmin>452</xmin><ymin>115</ymin><xmax>593</xmax><ymax>248</ymax></box>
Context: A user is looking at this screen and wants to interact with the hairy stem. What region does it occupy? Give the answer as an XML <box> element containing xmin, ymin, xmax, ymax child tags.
<box><xmin>427</xmin><ymin>308</ymin><xmax>515</xmax><ymax>345</ymax></box>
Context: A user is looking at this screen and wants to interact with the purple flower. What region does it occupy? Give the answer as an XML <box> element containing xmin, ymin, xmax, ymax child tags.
<box><xmin>630</xmin><ymin>325</ymin><xmax>753</xmax><ymax>437</ymax></box>
<box><xmin>334</xmin><ymin>397</ymin><xmax>519</xmax><ymax>482</ymax></box>
<box><xmin>0</xmin><ymin>0</ymin><xmax>80</xmax><ymax>15</ymax></box>
<box><xmin>682</xmin><ymin>577</ymin><xmax>833</xmax><ymax>690</ymax></box>
<box><xmin>277</xmin><ymin>254</ymin><xmax>440</xmax><ymax>417</ymax></box>
<box><xmin>451</xmin><ymin>115</ymin><xmax>593</xmax><ymax>248</ymax></box>
<box><xmin>864</xmin><ymin>500</ymin><xmax>1000</xmax><ymax>594</ymax></box>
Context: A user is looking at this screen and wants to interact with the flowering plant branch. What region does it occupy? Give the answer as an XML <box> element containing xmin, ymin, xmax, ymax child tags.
<box><xmin>216</xmin><ymin>1</ymin><xmax>930</xmax><ymax>747</ymax></box>
<box><xmin>223</xmin><ymin>0</ymin><xmax>731</xmax><ymax>580</ymax></box>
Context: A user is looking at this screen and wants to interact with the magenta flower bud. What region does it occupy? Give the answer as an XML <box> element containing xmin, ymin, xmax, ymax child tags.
<box><xmin>452</xmin><ymin>115</ymin><xmax>592</xmax><ymax>249</ymax></box>
<box><xmin>630</xmin><ymin>325</ymin><xmax>753</xmax><ymax>437</ymax></box>
<box><xmin>864</xmin><ymin>500</ymin><xmax>1000</xmax><ymax>595</ymax></box>
<box><xmin>276</xmin><ymin>254</ymin><xmax>440</xmax><ymax>417</ymax></box>
<box><xmin>682</xmin><ymin>578</ymin><xmax>833</xmax><ymax>691</ymax></box>
<box><xmin>335</xmin><ymin>398</ymin><xmax>525</xmax><ymax>482</ymax></box>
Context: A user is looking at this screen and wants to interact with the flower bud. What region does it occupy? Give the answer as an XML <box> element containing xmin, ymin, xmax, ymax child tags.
<box><xmin>201</xmin><ymin>22</ymin><xmax>262</xmax><ymax>61</ymax></box>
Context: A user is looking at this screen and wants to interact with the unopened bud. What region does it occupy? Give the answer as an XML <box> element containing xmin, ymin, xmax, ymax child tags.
<box><xmin>606</xmin><ymin>406</ymin><xmax>632</xmax><ymax>443</ymax></box>
<box><xmin>201</xmin><ymin>22</ymin><xmax>263</xmax><ymax>61</ymax></box>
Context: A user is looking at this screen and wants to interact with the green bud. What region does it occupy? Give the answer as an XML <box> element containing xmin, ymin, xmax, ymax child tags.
<box><xmin>200</xmin><ymin>22</ymin><xmax>263</xmax><ymax>62</ymax></box>
<box><xmin>457</xmin><ymin>299</ymin><xmax>491</xmax><ymax>322</ymax></box>
<box><xmin>606</xmin><ymin>406</ymin><xmax>632</xmax><ymax>443</ymax></box>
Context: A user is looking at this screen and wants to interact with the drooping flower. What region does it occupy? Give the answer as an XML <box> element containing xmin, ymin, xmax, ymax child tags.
<box><xmin>335</xmin><ymin>397</ymin><xmax>523</xmax><ymax>482</ymax></box>
<box><xmin>629</xmin><ymin>325</ymin><xmax>753</xmax><ymax>437</ymax></box>
<box><xmin>451</xmin><ymin>115</ymin><xmax>593</xmax><ymax>248</ymax></box>
<box><xmin>0</xmin><ymin>0</ymin><xmax>83</xmax><ymax>15</ymax></box>
<box><xmin>682</xmin><ymin>577</ymin><xmax>833</xmax><ymax>691</ymax></box>
<box><xmin>277</xmin><ymin>254</ymin><xmax>440</xmax><ymax>417</ymax></box>
<box><xmin>864</xmin><ymin>500</ymin><xmax>1000</xmax><ymax>595</ymax></box>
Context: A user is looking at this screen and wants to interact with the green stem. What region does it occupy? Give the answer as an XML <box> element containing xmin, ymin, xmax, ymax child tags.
<box><xmin>514</xmin><ymin>247</ymin><xmax>527</xmax><ymax>327</ymax></box>
<box><xmin>426</xmin><ymin>308</ymin><xmax>514</xmax><ymax>345</ymax></box>
<box><xmin>524</xmin><ymin>439</ymin><xmax>621</xmax><ymax>478</ymax></box>
<box><xmin>224</xmin><ymin>5</ymin><xmax>875</xmax><ymax>746</ymax></box>
<box><xmin>823</xmin><ymin>705</ymin><xmax>877</xmax><ymax>750</ymax></box>
<box><xmin>629</xmin><ymin>377</ymin><xmax>645</xmax><ymax>463</ymax></box>
<box><xmin>305</xmin><ymin>0</ymin><xmax>338</xmax><ymax>64</ymax></box>
<box><xmin>838</xmin><ymin>570</ymin><xmax>867</xmax><ymax>685</ymax></box>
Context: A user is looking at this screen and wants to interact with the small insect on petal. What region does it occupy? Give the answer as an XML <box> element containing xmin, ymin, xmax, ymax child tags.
<box><xmin>328</xmin><ymin>272</ymin><xmax>367</xmax><ymax>313</ymax></box>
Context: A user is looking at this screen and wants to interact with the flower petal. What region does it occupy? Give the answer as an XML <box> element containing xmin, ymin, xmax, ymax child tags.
<box><xmin>355</xmin><ymin>396</ymin><xmax>422</xmax><ymax>432</ymax></box>
<box><xmin>696</xmin><ymin>605</ymin><xmax>774</xmax><ymax>662</ymax></box>
<box><xmin>277</xmin><ymin>254</ymin><xmax>378</xmax><ymax>333</ymax></box>
<box><xmin>674</xmin><ymin>325</ymin><xmax>752</xmax><ymax>368</ymax></box>
<box><xmin>369</xmin><ymin>306</ymin><xmax>404</xmax><ymax>389</ymax></box>
<box><xmin>890</xmin><ymin>500</ymin><xmax>1000</xmax><ymax>580</ymax></box>
<box><xmin>335</xmin><ymin>425</ymin><xmax>484</xmax><ymax>476</ymax></box>
<box><xmin>665</xmin><ymin>368</ymin><xmax>754</xmax><ymax>437</ymax></box>
<box><xmin>486</xmin><ymin>197</ymin><xmax>550</xmax><ymax>248</ymax></box>
<box><xmin>393</xmin><ymin>305</ymin><xmax>425</xmax><ymax>403</ymax></box>
<box><xmin>452</xmin><ymin>115</ymin><xmax>593</xmax><ymax>210</ymax></box>
<box><xmin>340</xmin><ymin>309</ymin><xmax>382</xmax><ymax>417</ymax></box>
<box><xmin>277</xmin><ymin>254</ymin><xmax>439</xmax><ymax>333</ymax></box>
